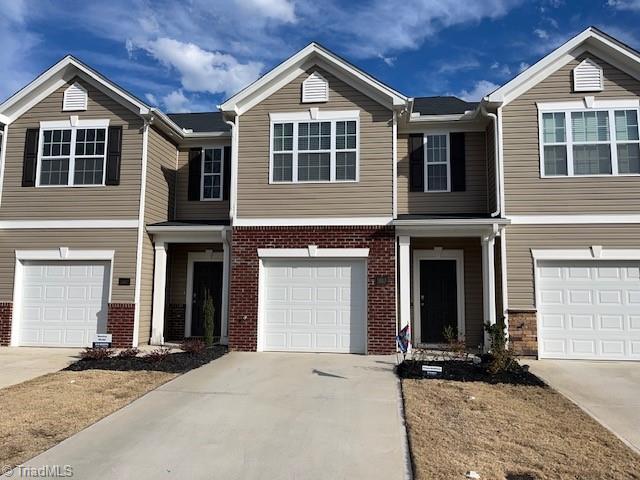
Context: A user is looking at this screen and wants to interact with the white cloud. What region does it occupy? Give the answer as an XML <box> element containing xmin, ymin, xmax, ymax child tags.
<box><xmin>457</xmin><ymin>80</ymin><xmax>500</xmax><ymax>101</ymax></box>
<box><xmin>145</xmin><ymin>93</ymin><xmax>159</xmax><ymax>106</ymax></box>
<box><xmin>438</xmin><ymin>57</ymin><xmax>480</xmax><ymax>74</ymax></box>
<box><xmin>491</xmin><ymin>62</ymin><xmax>512</xmax><ymax>77</ymax></box>
<box><xmin>233</xmin><ymin>0</ymin><xmax>296</xmax><ymax>23</ymax></box>
<box><xmin>534</xmin><ymin>28</ymin><xmax>549</xmax><ymax>39</ymax></box>
<box><xmin>140</xmin><ymin>37</ymin><xmax>263</xmax><ymax>98</ymax></box>
<box><xmin>607</xmin><ymin>0</ymin><xmax>640</xmax><ymax>10</ymax></box>
<box><xmin>518</xmin><ymin>62</ymin><xmax>530</xmax><ymax>73</ymax></box>
<box><xmin>161</xmin><ymin>90</ymin><xmax>191</xmax><ymax>112</ymax></box>
<box><xmin>377</xmin><ymin>54</ymin><xmax>397</xmax><ymax>66</ymax></box>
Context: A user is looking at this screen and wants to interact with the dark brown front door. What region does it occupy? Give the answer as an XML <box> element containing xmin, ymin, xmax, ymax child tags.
<box><xmin>419</xmin><ymin>260</ymin><xmax>458</xmax><ymax>343</ymax></box>
<box><xmin>191</xmin><ymin>262</ymin><xmax>223</xmax><ymax>338</ymax></box>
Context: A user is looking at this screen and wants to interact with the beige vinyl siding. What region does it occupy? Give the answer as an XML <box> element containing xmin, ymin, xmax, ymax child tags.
<box><xmin>502</xmin><ymin>53</ymin><xmax>640</xmax><ymax>214</ymax></box>
<box><xmin>0</xmin><ymin>228</ymin><xmax>137</xmax><ymax>303</ymax></box>
<box><xmin>411</xmin><ymin>237</ymin><xmax>484</xmax><ymax>347</ymax></box>
<box><xmin>1</xmin><ymin>77</ymin><xmax>143</xmax><ymax>219</ymax></box>
<box><xmin>237</xmin><ymin>66</ymin><xmax>393</xmax><ymax>218</ymax></box>
<box><xmin>506</xmin><ymin>224</ymin><xmax>640</xmax><ymax>309</ymax></box>
<box><xmin>138</xmin><ymin>232</ymin><xmax>154</xmax><ymax>345</ymax></box>
<box><xmin>397</xmin><ymin>132</ymin><xmax>489</xmax><ymax>215</ymax></box>
<box><xmin>175</xmin><ymin>147</ymin><xmax>230</xmax><ymax>220</ymax></box>
<box><xmin>145</xmin><ymin>127</ymin><xmax>177</xmax><ymax>224</ymax></box>
<box><xmin>167</xmin><ymin>243</ymin><xmax>223</xmax><ymax>305</ymax></box>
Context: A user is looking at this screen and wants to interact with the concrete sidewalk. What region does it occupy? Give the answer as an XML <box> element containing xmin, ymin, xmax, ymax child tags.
<box><xmin>20</xmin><ymin>352</ymin><xmax>409</xmax><ymax>480</ymax></box>
<box><xmin>528</xmin><ymin>359</ymin><xmax>640</xmax><ymax>453</ymax></box>
<box><xmin>0</xmin><ymin>347</ymin><xmax>80</xmax><ymax>389</ymax></box>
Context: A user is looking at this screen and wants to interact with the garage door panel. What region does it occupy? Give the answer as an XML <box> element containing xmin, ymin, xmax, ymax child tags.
<box><xmin>262</xmin><ymin>259</ymin><xmax>366</xmax><ymax>353</ymax></box>
<box><xmin>538</xmin><ymin>260</ymin><xmax>640</xmax><ymax>360</ymax></box>
<box><xmin>19</xmin><ymin>261</ymin><xmax>110</xmax><ymax>347</ymax></box>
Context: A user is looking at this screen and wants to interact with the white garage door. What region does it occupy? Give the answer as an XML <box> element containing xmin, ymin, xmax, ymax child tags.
<box><xmin>261</xmin><ymin>259</ymin><xmax>366</xmax><ymax>353</ymax></box>
<box><xmin>538</xmin><ymin>260</ymin><xmax>640</xmax><ymax>360</ymax></box>
<box><xmin>19</xmin><ymin>261</ymin><xmax>110</xmax><ymax>347</ymax></box>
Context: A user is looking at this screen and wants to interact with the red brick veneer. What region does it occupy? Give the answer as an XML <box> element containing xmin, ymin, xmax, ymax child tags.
<box><xmin>508</xmin><ymin>310</ymin><xmax>538</xmax><ymax>357</ymax></box>
<box><xmin>0</xmin><ymin>302</ymin><xmax>12</xmax><ymax>346</ymax></box>
<box><xmin>229</xmin><ymin>226</ymin><xmax>396</xmax><ymax>354</ymax></box>
<box><xmin>107</xmin><ymin>303</ymin><xmax>135</xmax><ymax>347</ymax></box>
<box><xmin>166</xmin><ymin>304</ymin><xmax>186</xmax><ymax>341</ymax></box>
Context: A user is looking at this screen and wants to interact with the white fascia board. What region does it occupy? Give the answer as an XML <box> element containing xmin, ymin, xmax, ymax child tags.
<box><xmin>220</xmin><ymin>43</ymin><xmax>407</xmax><ymax>115</ymax></box>
<box><xmin>40</xmin><ymin>118</ymin><xmax>110</xmax><ymax>129</ymax></box>
<box><xmin>16</xmin><ymin>248</ymin><xmax>115</xmax><ymax>261</ymax></box>
<box><xmin>233</xmin><ymin>217</ymin><xmax>393</xmax><ymax>227</ymax></box>
<box><xmin>395</xmin><ymin>224</ymin><xmax>499</xmax><ymax>238</ymax></box>
<box><xmin>0</xmin><ymin>219</ymin><xmax>139</xmax><ymax>229</ymax></box>
<box><xmin>258</xmin><ymin>247</ymin><xmax>370</xmax><ymax>258</ymax></box>
<box><xmin>146</xmin><ymin>225</ymin><xmax>228</xmax><ymax>233</ymax></box>
<box><xmin>148</xmin><ymin>230</ymin><xmax>227</xmax><ymax>244</ymax></box>
<box><xmin>0</xmin><ymin>114</ymin><xmax>8</xmax><ymax>124</ymax></box>
<box><xmin>532</xmin><ymin>247</ymin><xmax>640</xmax><ymax>261</ymax></box>
<box><xmin>510</xmin><ymin>214</ymin><xmax>640</xmax><ymax>224</ymax></box>
<box><xmin>269</xmin><ymin>110</ymin><xmax>360</xmax><ymax>122</ymax></box>
<box><xmin>393</xmin><ymin>218</ymin><xmax>510</xmax><ymax>226</ymax></box>
<box><xmin>408</xmin><ymin>113</ymin><xmax>477</xmax><ymax>123</ymax></box>
<box><xmin>537</xmin><ymin>98</ymin><xmax>640</xmax><ymax>111</ymax></box>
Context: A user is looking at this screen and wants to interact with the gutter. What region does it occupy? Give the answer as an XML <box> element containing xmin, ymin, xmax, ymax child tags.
<box><xmin>480</xmin><ymin>104</ymin><xmax>501</xmax><ymax>218</ymax></box>
<box><xmin>222</xmin><ymin>113</ymin><xmax>239</xmax><ymax>222</ymax></box>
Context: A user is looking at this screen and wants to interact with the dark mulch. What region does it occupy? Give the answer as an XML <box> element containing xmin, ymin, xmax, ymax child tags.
<box><xmin>64</xmin><ymin>346</ymin><xmax>226</xmax><ymax>374</ymax></box>
<box><xmin>397</xmin><ymin>358</ymin><xmax>545</xmax><ymax>386</ymax></box>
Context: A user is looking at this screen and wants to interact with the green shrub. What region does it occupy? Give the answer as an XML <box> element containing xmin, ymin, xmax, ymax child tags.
<box><xmin>484</xmin><ymin>319</ymin><xmax>518</xmax><ymax>374</ymax></box>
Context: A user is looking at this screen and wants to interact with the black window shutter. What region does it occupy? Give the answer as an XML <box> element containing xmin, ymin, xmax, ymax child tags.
<box><xmin>409</xmin><ymin>134</ymin><xmax>424</xmax><ymax>192</ymax></box>
<box><xmin>223</xmin><ymin>146</ymin><xmax>231</xmax><ymax>201</ymax></box>
<box><xmin>22</xmin><ymin>128</ymin><xmax>39</xmax><ymax>187</ymax></box>
<box><xmin>450</xmin><ymin>132</ymin><xmax>466</xmax><ymax>192</ymax></box>
<box><xmin>188</xmin><ymin>148</ymin><xmax>202</xmax><ymax>201</ymax></box>
<box><xmin>105</xmin><ymin>126</ymin><xmax>123</xmax><ymax>185</ymax></box>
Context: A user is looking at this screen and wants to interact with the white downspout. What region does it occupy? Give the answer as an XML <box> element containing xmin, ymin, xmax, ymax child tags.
<box><xmin>480</xmin><ymin>105</ymin><xmax>501</xmax><ymax>218</ymax></box>
<box><xmin>223</xmin><ymin>113</ymin><xmax>238</xmax><ymax>223</ymax></box>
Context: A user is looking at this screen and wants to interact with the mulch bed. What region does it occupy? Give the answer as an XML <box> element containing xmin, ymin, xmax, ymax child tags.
<box><xmin>397</xmin><ymin>358</ymin><xmax>545</xmax><ymax>386</ymax></box>
<box><xmin>64</xmin><ymin>346</ymin><xmax>227</xmax><ymax>374</ymax></box>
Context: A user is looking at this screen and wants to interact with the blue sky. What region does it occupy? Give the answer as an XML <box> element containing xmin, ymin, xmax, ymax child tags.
<box><xmin>2</xmin><ymin>0</ymin><xmax>640</xmax><ymax>112</ymax></box>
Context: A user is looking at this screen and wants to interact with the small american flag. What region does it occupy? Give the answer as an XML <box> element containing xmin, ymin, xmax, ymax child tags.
<box><xmin>396</xmin><ymin>324</ymin><xmax>411</xmax><ymax>354</ymax></box>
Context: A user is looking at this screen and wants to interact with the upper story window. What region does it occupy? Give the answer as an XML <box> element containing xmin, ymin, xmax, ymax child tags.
<box><xmin>37</xmin><ymin>119</ymin><xmax>109</xmax><ymax>187</ymax></box>
<box><xmin>425</xmin><ymin>134</ymin><xmax>449</xmax><ymax>191</ymax></box>
<box><xmin>539</xmin><ymin>100</ymin><xmax>640</xmax><ymax>177</ymax></box>
<box><xmin>269</xmin><ymin>110</ymin><xmax>359</xmax><ymax>183</ymax></box>
<box><xmin>201</xmin><ymin>147</ymin><xmax>223</xmax><ymax>200</ymax></box>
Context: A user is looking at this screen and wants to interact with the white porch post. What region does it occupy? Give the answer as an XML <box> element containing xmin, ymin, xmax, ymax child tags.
<box><xmin>481</xmin><ymin>233</ymin><xmax>497</xmax><ymax>351</ymax></box>
<box><xmin>398</xmin><ymin>236</ymin><xmax>411</xmax><ymax>332</ymax></box>
<box><xmin>151</xmin><ymin>242</ymin><xmax>167</xmax><ymax>345</ymax></box>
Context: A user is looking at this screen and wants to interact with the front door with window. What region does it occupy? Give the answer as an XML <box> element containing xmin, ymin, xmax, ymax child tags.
<box><xmin>419</xmin><ymin>260</ymin><xmax>458</xmax><ymax>343</ymax></box>
<box><xmin>190</xmin><ymin>262</ymin><xmax>223</xmax><ymax>338</ymax></box>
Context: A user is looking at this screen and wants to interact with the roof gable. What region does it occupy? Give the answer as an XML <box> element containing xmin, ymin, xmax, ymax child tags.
<box><xmin>486</xmin><ymin>27</ymin><xmax>640</xmax><ymax>106</ymax></box>
<box><xmin>219</xmin><ymin>42</ymin><xmax>407</xmax><ymax>115</ymax></box>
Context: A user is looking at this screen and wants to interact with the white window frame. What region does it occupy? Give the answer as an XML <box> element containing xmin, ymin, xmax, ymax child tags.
<box><xmin>538</xmin><ymin>99</ymin><xmax>640</xmax><ymax>178</ymax></box>
<box><xmin>268</xmin><ymin>110</ymin><xmax>360</xmax><ymax>184</ymax></box>
<box><xmin>423</xmin><ymin>132</ymin><xmax>451</xmax><ymax>193</ymax></box>
<box><xmin>200</xmin><ymin>147</ymin><xmax>224</xmax><ymax>201</ymax></box>
<box><xmin>36</xmin><ymin>118</ymin><xmax>110</xmax><ymax>188</ymax></box>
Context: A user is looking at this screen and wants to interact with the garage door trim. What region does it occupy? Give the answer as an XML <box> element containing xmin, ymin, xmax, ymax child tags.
<box><xmin>11</xmin><ymin>248</ymin><xmax>115</xmax><ymax>346</ymax></box>
<box><xmin>257</xmin><ymin>247</ymin><xmax>369</xmax><ymax>353</ymax></box>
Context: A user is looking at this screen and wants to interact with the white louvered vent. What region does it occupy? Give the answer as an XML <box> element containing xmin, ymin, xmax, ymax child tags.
<box><xmin>573</xmin><ymin>59</ymin><xmax>603</xmax><ymax>92</ymax></box>
<box><xmin>63</xmin><ymin>83</ymin><xmax>88</xmax><ymax>111</ymax></box>
<box><xmin>302</xmin><ymin>72</ymin><xmax>329</xmax><ymax>103</ymax></box>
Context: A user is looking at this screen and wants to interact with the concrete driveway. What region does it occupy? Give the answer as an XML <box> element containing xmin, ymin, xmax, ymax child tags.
<box><xmin>528</xmin><ymin>360</ymin><xmax>640</xmax><ymax>453</ymax></box>
<box><xmin>22</xmin><ymin>352</ymin><xmax>409</xmax><ymax>480</ymax></box>
<box><xmin>0</xmin><ymin>347</ymin><xmax>80</xmax><ymax>389</ymax></box>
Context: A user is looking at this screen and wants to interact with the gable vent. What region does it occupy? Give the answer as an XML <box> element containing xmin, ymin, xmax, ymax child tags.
<box><xmin>63</xmin><ymin>83</ymin><xmax>88</xmax><ymax>111</ymax></box>
<box><xmin>573</xmin><ymin>58</ymin><xmax>603</xmax><ymax>92</ymax></box>
<box><xmin>302</xmin><ymin>72</ymin><xmax>329</xmax><ymax>103</ymax></box>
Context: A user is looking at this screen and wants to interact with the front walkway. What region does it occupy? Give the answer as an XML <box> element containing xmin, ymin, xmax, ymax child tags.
<box><xmin>0</xmin><ymin>347</ymin><xmax>80</xmax><ymax>389</ymax></box>
<box><xmin>529</xmin><ymin>359</ymin><xmax>640</xmax><ymax>453</ymax></box>
<box><xmin>23</xmin><ymin>353</ymin><xmax>409</xmax><ymax>479</ymax></box>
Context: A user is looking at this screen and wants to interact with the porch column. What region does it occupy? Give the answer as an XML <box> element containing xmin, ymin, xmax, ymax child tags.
<box><xmin>481</xmin><ymin>233</ymin><xmax>496</xmax><ymax>350</ymax></box>
<box><xmin>398</xmin><ymin>236</ymin><xmax>411</xmax><ymax>332</ymax></box>
<box><xmin>151</xmin><ymin>242</ymin><xmax>167</xmax><ymax>345</ymax></box>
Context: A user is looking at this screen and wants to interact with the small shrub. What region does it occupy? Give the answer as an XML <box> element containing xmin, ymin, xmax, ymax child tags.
<box><xmin>144</xmin><ymin>346</ymin><xmax>172</xmax><ymax>363</ymax></box>
<box><xmin>180</xmin><ymin>338</ymin><xmax>206</xmax><ymax>355</ymax></box>
<box><xmin>79</xmin><ymin>347</ymin><xmax>114</xmax><ymax>361</ymax></box>
<box><xmin>117</xmin><ymin>347</ymin><xmax>140</xmax><ymax>358</ymax></box>
<box><xmin>484</xmin><ymin>319</ymin><xmax>518</xmax><ymax>374</ymax></box>
<box><xmin>203</xmin><ymin>291</ymin><xmax>215</xmax><ymax>347</ymax></box>
<box><xmin>442</xmin><ymin>325</ymin><xmax>468</xmax><ymax>360</ymax></box>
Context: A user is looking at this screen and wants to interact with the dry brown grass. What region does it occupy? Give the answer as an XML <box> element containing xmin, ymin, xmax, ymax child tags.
<box><xmin>0</xmin><ymin>370</ymin><xmax>176</xmax><ymax>468</ymax></box>
<box><xmin>403</xmin><ymin>379</ymin><xmax>640</xmax><ymax>480</ymax></box>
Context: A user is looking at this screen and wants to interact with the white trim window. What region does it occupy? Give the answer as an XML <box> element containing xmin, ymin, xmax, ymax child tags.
<box><xmin>424</xmin><ymin>134</ymin><xmax>450</xmax><ymax>191</ymax></box>
<box><xmin>201</xmin><ymin>147</ymin><xmax>223</xmax><ymax>201</ymax></box>
<box><xmin>539</xmin><ymin>106</ymin><xmax>640</xmax><ymax>177</ymax></box>
<box><xmin>269</xmin><ymin>111</ymin><xmax>359</xmax><ymax>183</ymax></box>
<box><xmin>37</xmin><ymin>119</ymin><xmax>109</xmax><ymax>187</ymax></box>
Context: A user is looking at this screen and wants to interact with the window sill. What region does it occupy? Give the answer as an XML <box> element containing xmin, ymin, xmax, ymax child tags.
<box><xmin>539</xmin><ymin>173</ymin><xmax>640</xmax><ymax>179</ymax></box>
<box><xmin>269</xmin><ymin>180</ymin><xmax>359</xmax><ymax>185</ymax></box>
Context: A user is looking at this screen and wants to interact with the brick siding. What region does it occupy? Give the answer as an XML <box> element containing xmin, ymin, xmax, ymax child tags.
<box><xmin>166</xmin><ymin>304</ymin><xmax>186</xmax><ymax>341</ymax></box>
<box><xmin>107</xmin><ymin>303</ymin><xmax>135</xmax><ymax>347</ymax></box>
<box><xmin>508</xmin><ymin>310</ymin><xmax>538</xmax><ymax>356</ymax></box>
<box><xmin>0</xmin><ymin>302</ymin><xmax>12</xmax><ymax>346</ymax></box>
<box><xmin>229</xmin><ymin>226</ymin><xmax>396</xmax><ymax>354</ymax></box>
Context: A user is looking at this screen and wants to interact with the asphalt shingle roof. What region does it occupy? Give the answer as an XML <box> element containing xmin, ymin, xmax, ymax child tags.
<box><xmin>412</xmin><ymin>96</ymin><xmax>478</xmax><ymax>116</ymax></box>
<box><xmin>166</xmin><ymin>112</ymin><xmax>230</xmax><ymax>133</ymax></box>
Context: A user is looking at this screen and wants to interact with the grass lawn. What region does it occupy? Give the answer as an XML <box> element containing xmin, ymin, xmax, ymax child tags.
<box><xmin>0</xmin><ymin>370</ymin><xmax>176</xmax><ymax>468</ymax></box>
<box><xmin>403</xmin><ymin>379</ymin><xmax>640</xmax><ymax>480</ymax></box>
